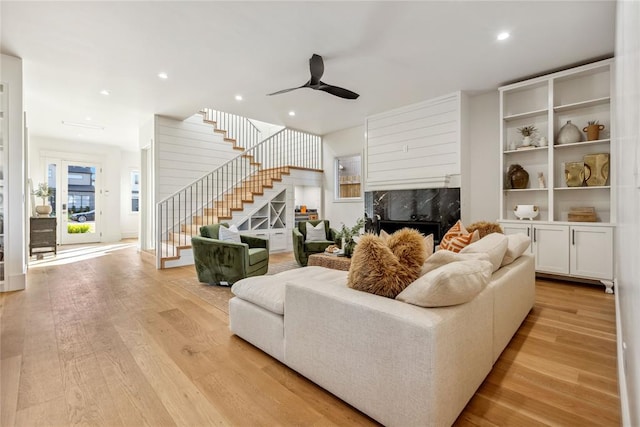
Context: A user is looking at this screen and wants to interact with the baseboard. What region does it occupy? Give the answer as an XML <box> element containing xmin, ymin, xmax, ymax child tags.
<box><xmin>615</xmin><ymin>284</ymin><xmax>632</xmax><ymax>426</ymax></box>
<box><xmin>120</xmin><ymin>232</ymin><xmax>139</xmax><ymax>239</ymax></box>
<box><xmin>0</xmin><ymin>272</ymin><xmax>26</xmax><ymax>292</ymax></box>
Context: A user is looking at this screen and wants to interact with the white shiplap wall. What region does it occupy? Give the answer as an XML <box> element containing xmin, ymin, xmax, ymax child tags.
<box><xmin>155</xmin><ymin>114</ymin><xmax>242</xmax><ymax>202</ymax></box>
<box><xmin>365</xmin><ymin>92</ymin><xmax>466</xmax><ymax>191</ymax></box>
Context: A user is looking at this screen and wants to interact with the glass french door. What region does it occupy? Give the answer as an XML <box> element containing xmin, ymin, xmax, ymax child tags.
<box><xmin>47</xmin><ymin>160</ymin><xmax>101</xmax><ymax>244</ymax></box>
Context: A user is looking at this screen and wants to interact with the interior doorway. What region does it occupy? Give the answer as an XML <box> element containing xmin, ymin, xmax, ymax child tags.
<box><xmin>46</xmin><ymin>160</ymin><xmax>102</xmax><ymax>244</ymax></box>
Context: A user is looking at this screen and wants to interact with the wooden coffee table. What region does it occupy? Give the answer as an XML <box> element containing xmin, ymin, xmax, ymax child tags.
<box><xmin>307</xmin><ymin>252</ymin><xmax>352</xmax><ymax>271</ymax></box>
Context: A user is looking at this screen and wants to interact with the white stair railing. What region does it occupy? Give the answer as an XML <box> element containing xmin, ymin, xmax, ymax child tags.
<box><xmin>201</xmin><ymin>108</ymin><xmax>262</xmax><ymax>151</ymax></box>
<box><xmin>156</xmin><ymin>127</ymin><xmax>322</xmax><ymax>268</ymax></box>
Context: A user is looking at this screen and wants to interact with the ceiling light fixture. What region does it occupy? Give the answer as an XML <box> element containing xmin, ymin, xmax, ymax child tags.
<box><xmin>158</xmin><ymin>72</ymin><xmax>168</xmax><ymax>79</ymax></box>
<box><xmin>85</xmin><ymin>116</ymin><xmax>92</xmax><ymax>121</ymax></box>
<box><xmin>497</xmin><ymin>32</ymin><xmax>510</xmax><ymax>41</ymax></box>
<box><xmin>288</xmin><ymin>111</ymin><xmax>296</xmax><ymax>116</ymax></box>
<box><xmin>62</xmin><ymin>120</ymin><xmax>105</xmax><ymax>130</ymax></box>
<box><xmin>235</xmin><ymin>95</ymin><xmax>243</xmax><ymax>101</ymax></box>
<box><xmin>100</xmin><ymin>89</ymin><xmax>110</xmax><ymax>96</ymax></box>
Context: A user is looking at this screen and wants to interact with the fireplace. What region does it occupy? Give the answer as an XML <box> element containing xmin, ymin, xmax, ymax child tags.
<box><xmin>365</xmin><ymin>188</ymin><xmax>460</xmax><ymax>245</ymax></box>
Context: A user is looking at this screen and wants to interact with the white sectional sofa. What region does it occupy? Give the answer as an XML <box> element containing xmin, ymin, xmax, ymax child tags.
<box><xmin>229</xmin><ymin>253</ymin><xmax>535</xmax><ymax>426</ymax></box>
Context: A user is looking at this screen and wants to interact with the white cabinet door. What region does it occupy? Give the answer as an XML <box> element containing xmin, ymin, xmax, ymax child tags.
<box><xmin>270</xmin><ymin>230</ymin><xmax>288</xmax><ymax>252</ymax></box>
<box><xmin>570</xmin><ymin>226</ymin><xmax>613</xmax><ymax>280</ymax></box>
<box><xmin>501</xmin><ymin>222</ymin><xmax>533</xmax><ymax>254</ymax></box>
<box><xmin>532</xmin><ymin>224</ymin><xmax>569</xmax><ymax>275</ymax></box>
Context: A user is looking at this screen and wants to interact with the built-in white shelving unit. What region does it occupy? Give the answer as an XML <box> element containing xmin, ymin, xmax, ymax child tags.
<box><xmin>237</xmin><ymin>190</ymin><xmax>288</xmax><ymax>252</ymax></box>
<box><xmin>499</xmin><ymin>59</ymin><xmax>615</xmax><ymax>292</ymax></box>
<box><xmin>0</xmin><ymin>83</ymin><xmax>5</xmax><ymax>284</ymax></box>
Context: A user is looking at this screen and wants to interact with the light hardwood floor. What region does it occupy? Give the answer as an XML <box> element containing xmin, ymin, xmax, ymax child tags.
<box><xmin>1</xmin><ymin>244</ymin><xmax>620</xmax><ymax>426</ymax></box>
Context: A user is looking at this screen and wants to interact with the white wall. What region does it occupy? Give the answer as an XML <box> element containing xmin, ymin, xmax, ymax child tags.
<box><xmin>615</xmin><ymin>1</ymin><xmax>640</xmax><ymax>424</ymax></box>
<box><xmin>29</xmin><ymin>136</ymin><xmax>135</xmax><ymax>242</ymax></box>
<box><xmin>119</xmin><ymin>150</ymin><xmax>141</xmax><ymax>239</ymax></box>
<box><xmin>467</xmin><ymin>91</ymin><xmax>500</xmax><ymax>223</ymax></box>
<box><xmin>322</xmin><ymin>125</ymin><xmax>365</xmax><ymax>227</ymax></box>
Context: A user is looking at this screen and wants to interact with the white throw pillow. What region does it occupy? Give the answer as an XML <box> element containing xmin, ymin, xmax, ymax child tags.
<box><xmin>219</xmin><ymin>224</ymin><xmax>241</xmax><ymax>243</ymax></box>
<box><xmin>420</xmin><ymin>250</ymin><xmax>490</xmax><ymax>277</ymax></box>
<box><xmin>397</xmin><ymin>259</ymin><xmax>493</xmax><ymax>307</ymax></box>
<box><xmin>305</xmin><ymin>222</ymin><xmax>326</xmax><ymax>242</ymax></box>
<box><xmin>501</xmin><ymin>233</ymin><xmax>531</xmax><ymax>266</ymax></box>
<box><xmin>460</xmin><ymin>232</ymin><xmax>508</xmax><ymax>273</ymax></box>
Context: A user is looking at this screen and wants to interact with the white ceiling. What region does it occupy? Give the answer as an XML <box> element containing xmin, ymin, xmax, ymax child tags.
<box><xmin>1</xmin><ymin>1</ymin><xmax>615</xmax><ymax>151</ymax></box>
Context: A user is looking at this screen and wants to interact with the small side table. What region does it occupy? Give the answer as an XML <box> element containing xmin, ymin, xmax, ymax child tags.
<box><xmin>308</xmin><ymin>252</ymin><xmax>351</xmax><ymax>271</ymax></box>
<box><xmin>30</xmin><ymin>217</ymin><xmax>57</xmax><ymax>258</ymax></box>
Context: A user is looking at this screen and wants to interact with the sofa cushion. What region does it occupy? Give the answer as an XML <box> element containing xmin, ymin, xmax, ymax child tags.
<box><xmin>347</xmin><ymin>228</ymin><xmax>426</xmax><ymax>298</ymax></box>
<box><xmin>306</xmin><ymin>221</ymin><xmax>327</xmax><ymax>241</ymax></box>
<box><xmin>248</xmin><ymin>248</ymin><xmax>268</xmax><ymax>266</ymax></box>
<box><xmin>218</xmin><ymin>224</ymin><xmax>241</xmax><ymax>243</ymax></box>
<box><xmin>501</xmin><ymin>233</ymin><xmax>531</xmax><ymax>266</ymax></box>
<box><xmin>397</xmin><ymin>259</ymin><xmax>493</xmax><ymax>307</ymax></box>
<box><xmin>439</xmin><ymin>220</ymin><xmax>480</xmax><ymax>252</ymax></box>
<box><xmin>460</xmin><ymin>232</ymin><xmax>508</xmax><ymax>272</ymax></box>
<box><xmin>420</xmin><ymin>250</ymin><xmax>491</xmax><ymax>277</ymax></box>
<box><xmin>232</xmin><ymin>277</ymin><xmax>286</xmax><ymax>315</ymax></box>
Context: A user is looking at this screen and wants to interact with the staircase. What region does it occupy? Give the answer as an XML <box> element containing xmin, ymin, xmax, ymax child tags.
<box><xmin>156</xmin><ymin>110</ymin><xmax>322</xmax><ymax>268</ymax></box>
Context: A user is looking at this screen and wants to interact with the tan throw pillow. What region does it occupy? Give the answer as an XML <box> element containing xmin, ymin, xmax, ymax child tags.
<box><xmin>381</xmin><ymin>230</ymin><xmax>434</xmax><ymax>260</ymax></box>
<box><xmin>218</xmin><ymin>224</ymin><xmax>241</xmax><ymax>243</ymax></box>
<box><xmin>439</xmin><ymin>220</ymin><xmax>480</xmax><ymax>252</ymax></box>
<box><xmin>397</xmin><ymin>259</ymin><xmax>493</xmax><ymax>307</ymax></box>
<box><xmin>460</xmin><ymin>232</ymin><xmax>508</xmax><ymax>272</ymax></box>
<box><xmin>348</xmin><ymin>228</ymin><xmax>426</xmax><ymax>298</ymax></box>
<box><xmin>306</xmin><ymin>222</ymin><xmax>326</xmax><ymax>242</ymax></box>
<box><xmin>501</xmin><ymin>233</ymin><xmax>531</xmax><ymax>266</ymax></box>
<box><xmin>420</xmin><ymin>250</ymin><xmax>491</xmax><ymax>277</ymax></box>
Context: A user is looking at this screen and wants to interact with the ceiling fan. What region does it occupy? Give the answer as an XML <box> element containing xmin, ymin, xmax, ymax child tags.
<box><xmin>267</xmin><ymin>54</ymin><xmax>359</xmax><ymax>100</ymax></box>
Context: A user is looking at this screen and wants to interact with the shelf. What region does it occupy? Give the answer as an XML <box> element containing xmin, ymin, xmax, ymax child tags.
<box><xmin>504</xmin><ymin>188</ymin><xmax>548</xmax><ymax>192</ymax></box>
<box><xmin>504</xmin><ymin>146</ymin><xmax>549</xmax><ymax>154</ymax></box>
<box><xmin>503</xmin><ymin>108</ymin><xmax>548</xmax><ymax>122</ymax></box>
<box><xmin>553</xmin><ymin>97</ymin><xmax>610</xmax><ymax>113</ymax></box>
<box><xmin>555</xmin><ymin>186</ymin><xmax>610</xmax><ymax>191</ymax></box>
<box><xmin>553</xmin><ymin>139</ymin><xmax>610</xmax><ymax>149</ymax></box>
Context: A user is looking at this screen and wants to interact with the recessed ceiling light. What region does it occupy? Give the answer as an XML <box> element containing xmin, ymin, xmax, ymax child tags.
<box><xmin>235</xmin><ymin>95</ymin><xmax>243</xmax><ymax>101</ymax></box>
<box><xmin>100</xmin><ymin>89</ymin><xmax>110</xmax><ymax>96</ymax></box>
<box><xmin>62</xmin><ymin>120</ymin><xmax>105</xmax><ymax>130</ymax></box>
<box><xmin>497</xmin><ymin>32</ymin><xmax>510</xmax><ymax>41</ymax></box>
<box><xmin>288</xmin><ymin>111</ymin><xmax>296</xmax><ymax>116</ymax></box>
<box><xmin>78</xmin><ymin>134</ymin><xmax>83</xmax><ymax>137</ymax></box>
<box><xmin>158</xmin><ymin>72</ymin><xmax>168</xmax><ymax>79</ymax></box>
<box><xmin>85</xmin><ymin>116</ymin><xmax>92</xmax><ymax>121</ymax></box>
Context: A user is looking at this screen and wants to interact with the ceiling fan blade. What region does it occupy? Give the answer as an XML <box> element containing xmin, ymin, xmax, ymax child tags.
<box><xmin>267</xmin><ymin>82</ymin><xmax>310</xmax><ymax>96</ymax></box>
<box><xmin>317</xmin><ymin>83</ymin><xmax>359</xmax><ymax>100</ymax></box>
<box><xmin>309</xmin><ymin>54</ymin><xmax>324</xmax><ymax>85</ymax></box>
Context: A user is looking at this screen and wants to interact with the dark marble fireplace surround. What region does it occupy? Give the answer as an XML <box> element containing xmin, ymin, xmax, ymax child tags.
<box><xmin>364</xmin><ymin>188</ymin><xmax>461</xmax><ymax>244</ymax></box>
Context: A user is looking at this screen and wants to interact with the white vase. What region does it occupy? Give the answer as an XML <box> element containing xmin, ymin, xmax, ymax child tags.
<box><xmin>35</xmin><ymin>205</ymin><xmax>52</xmax><ymax>216</ymax></box>
<box><xmin>521</xmin><ymin>136</ymin><xmax>532</xmax><ymax>147</ymax></box>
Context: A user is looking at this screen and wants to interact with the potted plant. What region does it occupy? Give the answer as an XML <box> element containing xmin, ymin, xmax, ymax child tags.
<box><xmin>582</xmin><ymin>120</ymin><xmax>605</xmax><ymax>141</ymax></box>
<box><xmin>517</xmin><ymin>125</ymin><xmax>537</xmax><ymax>147</ymax></box>
<box><xmin>335</xmin><ymin>217</ymin><xmax>365</xmax><ymax>258</ymax></box>
<box><xmin>32</xmin><ymin>182</ymin><xmax>53</xmax><ymax>216</ymax></box>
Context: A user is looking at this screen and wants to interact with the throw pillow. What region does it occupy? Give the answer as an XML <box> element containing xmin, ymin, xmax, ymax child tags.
<box><xmin>218</xmin><ymin>224</ymin><xmax>241</xmax><ymax>243</ymax></box>
<box><xmin>460</xmin><ymin>232</ymin><xmax>508</xmax><ymax>273</ymax></box>
<box><xmin>501</xmin><ymin>233</ymin><xmax>531</xmax><ymax>266</ymax></box>
<box><xmin>439</xmin><ymin>220</ymin><xmax>480</xmax><ymax>252</ymax></box>
<box><xmin>348</xmin><ymin>228</ymin><xmax>426</xmax><ymax>298</ymax></box>
<box><xmin>420</xmin><ymin>250</ymin><xmax>491</xmax><ymax>277</ymax></box>
<box><xmin>380</xmin><ymin>229</ymin><xmax>434</xmax><ymax>260</ymax></box>
<box><xmin>466</xmin><ymin>221</ymin><xmax>504</xmax><ymax>239</ymax></box>
<box><xmin>306</xmin><ymin>222</ymin><xmax>326</xmax><ymax>242</ymax></box>
<box><xmin>397</xmin><ymin>259</ymin><xmax>493</xmax><ymax>307</ymax></box>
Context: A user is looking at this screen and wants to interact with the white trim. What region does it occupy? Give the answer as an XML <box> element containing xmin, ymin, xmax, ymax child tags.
<box><xmin>615</xmin><ymin>282</ymin><xmax>631</xmax><ymax>426</ymax></box>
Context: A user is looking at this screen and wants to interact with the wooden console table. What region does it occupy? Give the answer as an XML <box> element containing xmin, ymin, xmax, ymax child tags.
<box><xmin>30</xmin><ymin>217</ymin><xmax>57</xmax><ymax>258</ymax></box>
<box><xmin>308</xmin><ymin>252</ymin><xmax>351</xmax><ymax>271</ymax></box>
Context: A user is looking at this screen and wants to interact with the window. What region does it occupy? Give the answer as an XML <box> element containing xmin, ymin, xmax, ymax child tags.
<box><xmin>335</xmin><ymin>155</ymin><xmax>362</xmax><ymax>201</ymax></box>
<box><xmin>131</xmin><ymin>171</ymin><xmax>140</xmax><ymax>213</ymax></box>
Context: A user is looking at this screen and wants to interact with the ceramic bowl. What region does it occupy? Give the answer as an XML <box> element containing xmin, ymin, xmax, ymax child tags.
<box><xmin>514</xmin><ymin>205</ymin><xmax>539</xmax><ymax>220</ymax></box>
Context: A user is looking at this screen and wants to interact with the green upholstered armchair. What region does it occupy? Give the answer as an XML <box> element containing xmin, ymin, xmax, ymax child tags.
<box><xmin>292</xmin><ymin>220</ymin><xmax>338</xmax><ymax>266</ymax></box>
<box><xmin>192</xmin><ymin>223</ymin><xmax>269</xmax><ymax>285</ymax></box>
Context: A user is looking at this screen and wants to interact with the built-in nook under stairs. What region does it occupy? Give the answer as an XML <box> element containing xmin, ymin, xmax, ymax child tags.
<box><xmin>157</xmin><ymin>109</ymin><xmax>323</xmax><ymax>268</ymax></box>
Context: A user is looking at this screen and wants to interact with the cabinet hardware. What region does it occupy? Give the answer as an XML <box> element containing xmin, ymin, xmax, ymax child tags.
<box><xmin>533</xmin><ymin>228</ymin><xmax>536</xmax><ymax>243</ymax></box>
<box><xmin>572</xmin><ymin>229</ymin><xmax>575</xmax><ymax>245</ymax></box>
<box><xmin>527</xmin><ymin>228</ymin><xmax>530</xmax><ymax>237</ymax></box>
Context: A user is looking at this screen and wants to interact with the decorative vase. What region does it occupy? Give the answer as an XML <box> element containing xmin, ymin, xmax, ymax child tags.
<box><xmin>343</xmin><ymin>240</ymin><xmax>356</xmax><ymax>258</ymax></box>
<box><xmin>583</xmin><ymin>153</ymin><xmax>610</xmax><ymax>186</ymax></box>
<box><xmin>582</xmin><ymin>124</ymin><xmax>605</xmax><ymax>141</ymax></box>
<box><xmin>521</xmin><ymin>136</ymin><xmax>532</xmax><ymax>147</ymax></box>
<box><xmin>557</xmin><ymin>120</ymin><xmax>583</xmax><ymax>144</ymax></box>
<box><xmin>507</xmin><ymin>164</ymin><xmax>529</xmax><ymax>189</ymax></box>
<box><xmin>35</xmin><ymin>205</ymin><xmax>52</xmax><ymax>216</ymax></box>
<box><xmin>565</xmin><ymin>162</ymin><xmax>588</xmax><ymax>187</ymax></box>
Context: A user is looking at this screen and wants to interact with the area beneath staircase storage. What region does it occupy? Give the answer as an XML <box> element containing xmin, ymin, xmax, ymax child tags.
<box><xmin>498</xmin><ymin>59</ymin><xmax>615</xmax><ymax>292</ymax></box>
<box><xmin>238</xmin><ymin>190</ymin><xmax>289</xmax><ymax>252</ymax></box>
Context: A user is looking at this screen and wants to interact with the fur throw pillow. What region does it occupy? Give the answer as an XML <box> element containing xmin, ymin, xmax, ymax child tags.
<box><xmin>466</xmin><ymin>221</ymin><xmax>504</xmax><ymax>239</ymax></box>
<box><xmin>348</xmin><ymin>228</ymin><xmax>427</xmax><ymax>298</ymax></box>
